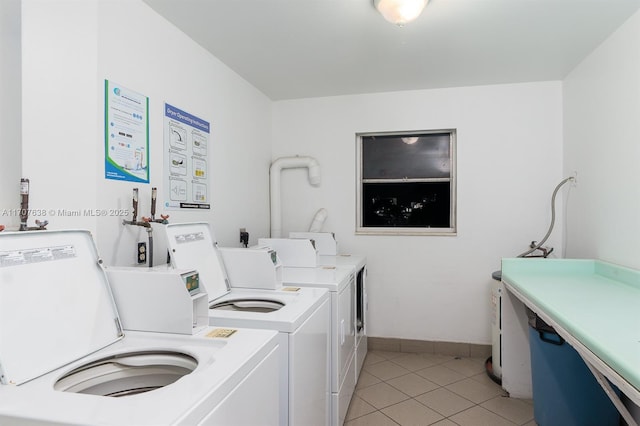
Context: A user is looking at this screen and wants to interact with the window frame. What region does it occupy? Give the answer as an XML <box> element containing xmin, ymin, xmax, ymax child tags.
<box><xmin>356</xmin><ymin>129</ymin><xmax>457</xmax><ymax>236</ymax></box>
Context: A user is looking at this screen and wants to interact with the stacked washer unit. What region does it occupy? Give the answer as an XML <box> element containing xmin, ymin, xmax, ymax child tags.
<box><xmin>0</xmin><ymin>230</ymin><xmax>280</xmax><ymax>425</ymax></box>
<box><xmin>151</xmin><ymin>222</ymin><xmax>331</xmax><ymax>426</ymax></box>
<box><xmin>259</xmin><ymin>236</ymin><xmax>358</xmax><ymax>426</ymax></box>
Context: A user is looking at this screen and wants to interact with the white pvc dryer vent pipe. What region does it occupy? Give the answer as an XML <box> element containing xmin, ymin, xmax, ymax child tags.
<box><xmin>269</xmin><ymin>156</ymin><xmax>326</xmax><ymax>237</ymax></box>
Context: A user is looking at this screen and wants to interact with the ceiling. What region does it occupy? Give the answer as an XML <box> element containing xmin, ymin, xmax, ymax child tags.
<box><xmin>144</xmin><ymin>0</ymin><xmax>640</xmax><ymax>101</ymax></box>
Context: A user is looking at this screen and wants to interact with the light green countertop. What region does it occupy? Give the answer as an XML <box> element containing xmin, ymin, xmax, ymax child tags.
<box><xmin>501</xmin><ymin>258</ymin><xmax>640</xmax><ymax>393</ymax></box>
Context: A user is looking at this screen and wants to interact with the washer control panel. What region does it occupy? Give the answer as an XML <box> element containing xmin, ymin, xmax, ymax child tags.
<box><xmin>182</xmin><ymin>270</ymin><xmax>200</xmax><ymax>294</ymax></box>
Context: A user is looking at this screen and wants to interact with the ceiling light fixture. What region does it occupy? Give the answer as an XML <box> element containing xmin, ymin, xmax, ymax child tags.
<box><xmin>401</xmin><ymin>137</ymin><xmax>419</xmax><ymax>145</ymax></box>
<box><xmin>374</xmin><ymin>0</ymin><xmax>428</xmax><ymax>26</ymax></box>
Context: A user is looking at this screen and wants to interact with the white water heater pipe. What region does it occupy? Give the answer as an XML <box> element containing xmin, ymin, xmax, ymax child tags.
<box><xmin>270</xmin><ymin>156</ymin><xmax>322</xmax><ymax>238</ymax></box>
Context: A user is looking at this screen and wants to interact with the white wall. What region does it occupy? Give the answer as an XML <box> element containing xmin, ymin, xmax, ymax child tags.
<box><xmin>22</xmin><ymin>0</ymin><xmax>99</xmax><ymax>233</ymax></box>
<box><xmin>95</xmin><ymin>1</ymin><xmax>272</xmax><ymax>265</ymax></box>
<box><xmin>20</xmin><ymin>0</ymin><xmax>272</xmax><ymax>265</ymax></box>
<box><xmin>563</xmin><ymin>9</ymin><xmax>640</xmax><ymax>270</ymax></box>
<box><xmin>0</xmin><ymin>0</ymin><xmax>22</xmax><ymax>229</ymax></box>
<box><xmin>272</xmin><ymin>82</ymin><xmax>565</xmax><ymax>344</ymax></box>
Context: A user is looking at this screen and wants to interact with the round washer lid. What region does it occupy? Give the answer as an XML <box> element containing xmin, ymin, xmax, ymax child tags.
<box><xmin>0</xmin><ymin>230</ymin><xmax>123</xmax><ymax>385</ymax></box>
<box><xmin>164</xmin><ymin>222</ymin><xmax>231</xmax><ymax>303</ymax></box>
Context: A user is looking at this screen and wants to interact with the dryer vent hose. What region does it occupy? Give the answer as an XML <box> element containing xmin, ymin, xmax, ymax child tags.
<box><xmin>309</xmin><ymin>208</ymin><xmax>328</xmax><ymax>232</ymax></box>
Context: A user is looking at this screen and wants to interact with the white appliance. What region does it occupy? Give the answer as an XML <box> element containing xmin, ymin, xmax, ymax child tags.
<box><xmin>289</xmin><ymin>231</ymin><xmax>338</xmax><ymax>255</ymax></box>
<box><xmin>219</xmin><ymin>246</ymin><xmax>282</xmax><ymax>290</ymax></box>
<box><xmin>319</xmin><ymin>253</ymin><xmax>368</xmax><ymax>382</ymax></box>
<box><xmin>281</xmin><ymin>264</ymin><xmax>356</xmax><ymax>426</ymax></box>
<box><xmin>258</xmin><ymin>237</ymin><xmax>319</xmax><ymax>267</ymax></box>
<box><xmin>286</xmin><ymin>232</ymin><xmax>369</xmax><ymax>400</ymax></box>
<box><xmin>0</xmin><ymin>230</ymin><xmax>280</xmax><ymax>425</ymax></box>
<box><xmin>106</xmin><ymin>267</ymin><xmax>209</xmax><ymax>335</ymax></box>
<box><xmin>159</xmin><ymin>222</ymin><xmax>331</xmax><ymax>426</ymax></box>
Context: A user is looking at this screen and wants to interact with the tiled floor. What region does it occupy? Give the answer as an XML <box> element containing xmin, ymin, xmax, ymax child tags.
<box><xmin>346</xmin><ymin>351</ymin><xmax>536</xmax><ymax>426</ymax></box>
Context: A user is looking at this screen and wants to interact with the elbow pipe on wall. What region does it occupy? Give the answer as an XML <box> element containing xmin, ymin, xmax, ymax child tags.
<box><xmin>270</xmin><ymin>156</ymin><xmax>321</xmax><ymax>238</ymax></box>
<box><xmin>309</xmin><ymin>208</ymin><xmax>328</xmax><ymax>232</ymax></box>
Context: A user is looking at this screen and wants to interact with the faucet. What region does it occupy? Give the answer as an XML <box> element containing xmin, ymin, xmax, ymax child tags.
<box><xmin>19</xmin><ymin>178</ymin><xmax>48</xmax><ymax>231</ymax></box>
<box><xmin>122</xmin><ymin>188</ymin><xmax>169</xmax><ymax>267</ymax></box>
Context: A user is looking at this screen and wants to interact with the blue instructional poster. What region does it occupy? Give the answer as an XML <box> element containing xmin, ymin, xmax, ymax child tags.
<box><xmin>104</xmin><ymin>80</ymin><xmax>150</xmax><ymax>183</ymax></box>
<box><xmin>163</xmin><ymin>103</ymin><xmax>210</xmax><ymax>210</ymax></box>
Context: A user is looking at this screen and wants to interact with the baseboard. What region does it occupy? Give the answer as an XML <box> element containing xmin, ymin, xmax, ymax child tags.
<box><xmin>367</xmin><ymin>336</ymin><xmax>491</xmax><ymax>358</ymax></box>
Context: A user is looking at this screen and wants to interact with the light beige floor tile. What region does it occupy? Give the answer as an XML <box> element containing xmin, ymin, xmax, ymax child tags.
<box><xmin>441</xmin><ymin>357</ymin><xmax>486</xmax><ymax>376</ymax></box>
<box><xmin>414</xmin><ymin>388</ymin><xmax>475</xmax><ymax>417</ymax></box>
<box><xmin>480</xmin><ymin>396</ymin><xmax>534</xmax><ymax>425</ymax></box>
<box><xmin>386</xmin><ymin>373</ymin><xmax>440</xmax><ymax>397</ymax></box>
<box><xmin>350</xmin><ymin>352</ymin><xmax>531</xmax><ymax>426</ymax></box>
<box><xmin>346</xmin><ymin>395</ymin><xmax>377</xmax><ymax>421</ymax></box>
<box><xmin>344</xmin><ymin>411</ymin><xmax>400</xmax><ymax>426</ymax></box>
<box><xmin>365</xmin><ymin>360</ymin><xmax>412</xmax><ymax>381</ymax></box>
<box><xmin>356</xmin><ymin>370</ymin><xmax>383</xmax><ymax>389</ymax></box>
<box><xmin>381</xmin><ymin>399</ymin><xmax>444</xmax><ymax>426</ymax></box>
<box><xmin>469</xmin><ymin>371</ymin><xmax>501</xmax><ymax>388</ymax></box>
<box><xmin>445</xmin><ymin>377</ymin><xmax>506</xmax><ymax>404</ymax></box>
<box><xmin>364</xmin><ymin>352</ymin><xmax>387</xmax><ymax>366</ymax></box>
<box><xmin>418</xmin><ymin>353</ymin><xmax>456</xmax><ymax>365</ymax></box>
<box><xmin>356</xmin><ymin>382</ymin><xmax>410</xmax><ymax>409</ymax></box>
<box><xmin>390</xmin><ymin>353</ymin><xmax>441</xmax><ymax>371</ymax></box>
<box><xmin>430</xmin><ymin>420</ymin><xmax>459</xmax><ymax>426</ymax></box>
<box><xmin>415</xmin><ymin>365</ymin><xmax>466</xmax><ymax>386</ymax></box>
<box><xmin>450</xmin><ymin>405</ymin><xmax>518</xmax><ymax>426</ymax></box>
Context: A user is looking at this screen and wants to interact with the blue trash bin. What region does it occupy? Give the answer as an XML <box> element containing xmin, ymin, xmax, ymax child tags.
<box><xmin>527</xmin><ymin>308</ymin><xmax>620</xmax><ymax>426</ymax></box>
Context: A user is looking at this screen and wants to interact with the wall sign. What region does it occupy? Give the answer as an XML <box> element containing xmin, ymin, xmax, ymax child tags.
<box><xmin>163</xmin><ymin>103</ymin><xmax>210</xmax><ymax>210</ymax></box>
<box><xmin>104</xmin><ymin>80</ymin><xmax>149</xmax><ymax>183</ymax></box>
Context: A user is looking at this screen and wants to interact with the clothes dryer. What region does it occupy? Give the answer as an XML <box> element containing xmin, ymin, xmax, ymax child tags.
<box><xmin>319</xmin><ymin>254</ymin><xmax>368</xmax><ymax>382</ymax></box>
<box><xmin>158</xmin><ymin>222</ymin><xmax>331</xmax><ymax>426</ymax></box>
<box><xmin>280</xmin><ymin>265</ymin><xmax>356</xmax><ymax>426</ymax></box>
<box><xmin>0</xmin><ymin>230</ymin><xmax>280</xmax><ymax>426</ymax></box>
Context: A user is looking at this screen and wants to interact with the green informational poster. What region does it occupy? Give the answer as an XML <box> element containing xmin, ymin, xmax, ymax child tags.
<box><xmin>104</xmin><ymin>80</ymin><xmax>149</xmax><ymax>183</ymax></box>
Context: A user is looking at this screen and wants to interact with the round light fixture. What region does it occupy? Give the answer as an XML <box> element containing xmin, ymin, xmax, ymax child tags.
<box><xmin>402</xmin><ymin>137</ymin><xmax>419</xmax><ymax>145</ymax></box>
<box><xmin>374</xmin><ymin>0</ymin><xmax>429</xmax><ymax>26</ymax></box>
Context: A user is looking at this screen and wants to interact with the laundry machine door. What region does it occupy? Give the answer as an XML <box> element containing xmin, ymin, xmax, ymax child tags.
<box><xmin>355</xmin><ymin>266</ymin><xmax>368</xmax><ymax>378</ymax></box>
<box><xmin>0</xmin><ymin>230</ymin><xmax>122</xmax><ymax>386</ymax></box>
<box><xmin>333</xmin><ymin>274</ymin><xmax>356</xmax><ymax>392</ymax></box>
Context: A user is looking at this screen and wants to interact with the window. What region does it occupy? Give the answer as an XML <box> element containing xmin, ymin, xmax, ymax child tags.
<box><xmin>356</xmin><ymin>130</ymin><xmax>456</xmax><ymax>235</ymax></box>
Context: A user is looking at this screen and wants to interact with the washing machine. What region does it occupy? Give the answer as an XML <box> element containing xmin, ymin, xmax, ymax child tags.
<box><xmin>0</xmin><ymin>229</ymin><xmax>280</xmax><ymax>425</ymax></box>
<box><xmin>152</xmin><ymin>222</ymin><xmax>331</xmax><ymax>426</ymax></box>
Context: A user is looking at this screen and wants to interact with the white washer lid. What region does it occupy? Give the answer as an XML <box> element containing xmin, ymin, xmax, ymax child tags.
<box><xmin>164</xmin><ymin>222</ymin><xmax>231</xmax><ymax>303</ymax></box>
<box><xmin>0</xmin><ymin>230</ymin><xmax>123</xmax><ymax>385</ymax></box>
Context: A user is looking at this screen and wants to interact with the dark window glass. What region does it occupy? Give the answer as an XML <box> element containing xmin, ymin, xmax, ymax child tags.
<box><xmin>358</xmin><ymin>130</ymin><xmax>455</xmax><ymax>234</ymax></box>
<box><xmin>363</xmin><ymin>182</ymin><xmax>450</xmax><ymax>228</ymax></box>
<box><xmin>362</xmin><ymin>133</ymin><xmax>450</xmax><ymax>179</ymax></box>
